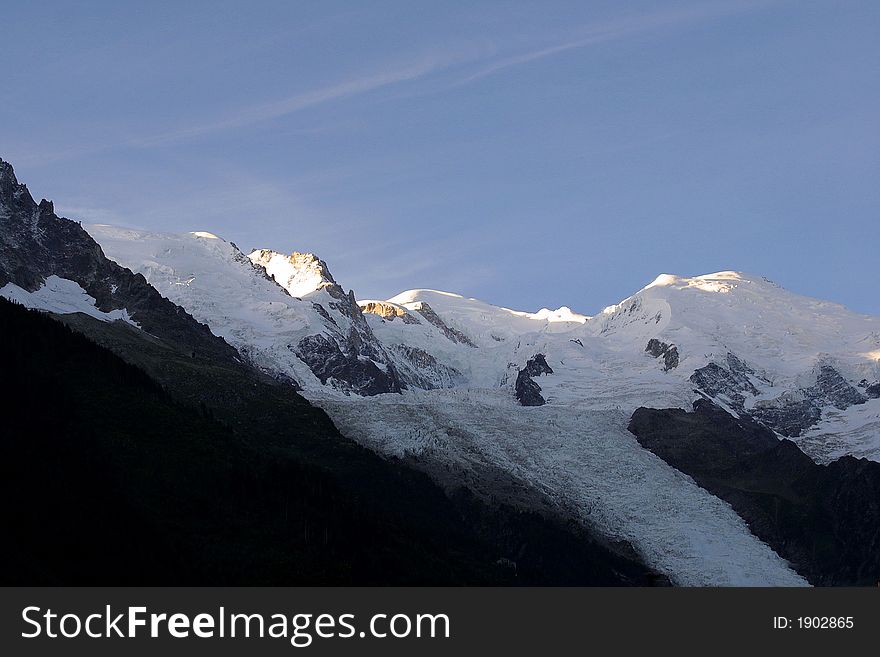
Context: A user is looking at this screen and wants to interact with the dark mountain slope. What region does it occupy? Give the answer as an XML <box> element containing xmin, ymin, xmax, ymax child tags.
<box><xmin>0</xmin><ymin>297</ymin><xmax>653</xmax><ymax>585</ymax></box>
<box><xmin>0</xmin><ymin>156</ymin><xmax>658</xmax><ymax>585</ymax></box>
<box><xmin>628</xmin><ymin>400</ymin><xmax>880</xmax><ymax>585</ymax></box>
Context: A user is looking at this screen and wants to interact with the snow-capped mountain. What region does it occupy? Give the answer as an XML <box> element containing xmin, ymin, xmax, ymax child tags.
<box><xmin>6</xmin><ymin>155</ymin><xmax>876</xmax><ymax>586</ymax></box>
<box><xmin>61</xmin><ymin>221</ymin><xmax>880</xmax><ymax>462</ymax></box>
<box><xmin>80</xmin><ymin>222</ymin><xmax>880</xmax><ymax>586</ymax></box>
<box><xmin>85</xmin><ymin>226</ymin><xmax>407</xmax><ymax>395</ymax></box>
<box><xmin>352</xmin><ymin>273</ymin><xmax>880</xmax><ymax>463</ymax></box>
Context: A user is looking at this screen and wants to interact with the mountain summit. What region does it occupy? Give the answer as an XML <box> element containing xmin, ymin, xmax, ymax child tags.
<box><xmin>249</xmin><ymin>249</ymin><xmax>339</xmax><ymax>298</ymax></box>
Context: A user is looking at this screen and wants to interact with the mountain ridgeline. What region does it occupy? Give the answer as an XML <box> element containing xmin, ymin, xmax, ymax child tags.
<box><xmin>0</xmin><ymin>159</ymin><xmax>237</xmax><ymax>364</ymax></box>
<box><xmin>0</xmin><ymin>159</ymin><xmax>657</xmax><ymax>585</ymax></box>
<box><xmin>3</xmin><ymin>155</ymin><xmax>880</xmax><ymax>586</ymax></box>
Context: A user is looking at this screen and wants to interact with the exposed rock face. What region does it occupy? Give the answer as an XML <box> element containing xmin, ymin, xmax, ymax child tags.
<box><xmin>750</xmin><ymin>397</ymin><xmax>821</xmax><ymax>438</ymax></box>
<box><xmin>311</xmin><ymin>302</ymin><xmax>338</xmax><ymax>327</ymax></box>
<box><xmin>812</xmin><ymin>365</ymin><xmax>866</xmax><ymax>409</ymax></box>
<box><xmin>336</xmin><ymin>289</ymin><xmax>404</xmax><ymax>394</ymax></box>
<box><xmin>690</xmin><ymin>352</ymin><xmax>866</xmax><ymax>437</ymax></box>
<box><xmin>628</xmin><ymin>400</ymin><xmax>880</xmax><ymax>585</ymax></box>
<box><xmin>249</xmin><ymin>248</ymin><xmax>403</xmax><ymax>396</ymax></box>
<box><xmin>359</xmin><ymin>300</ymin><xmax>421</xmax><ymax>324</ymax></box>
<box><xmin>294</xmin><ymin>333</ymin><xmax>400</xmax><ymax>396</ymax></box>
<box><xmin>390</xmin><ymin>344</ymin><xmax>464</xmax><ymax>390</ymax></box>
<box><xmin>752</xmin><ymin>363</ymin><xmax>867</xmax><ymax>437</ymax></box>
<box><xmin>867</xmin><ymin>382</ymin><xmax>880</xmax><ymax>399</ymax></box>
<box><xmin>515</xmin><ymin>374</ymin><xmax>544</xmax><ymax>406</ymax></box>
<box><xmin>300</xmin><ymin>298</ymin><xmax>403</xmax><ymax>396</ymax></box>
<box><xmin>515</xmin><ymin>354</ymin><xmax>554</xmax><ymax>406</ymax></box>
<box><xmin>645</xmin><ymin>338</ymin><xmax>679</xmax><ymax>371</ymax></box>
<box><xmin>645</xmin><ymin>338</ymin><xmax>665</xmax><ymax>358</ymax></box>
<box><xmin>411</xmin><ymin>301</ymin><xmax>477</xmax><ymax>347</ymax></box>
<box><xmin>690</xmin><ymin>353</ymin><xmax>759</xmax><ymax>409</ymax></box>
<box><xmin>523</xmin><ymin>353</ymin><xmax>554</xmax><ymax>377</ymax></box>
<box><xmin>0</xmin><ymin>158</ymin><xmax>238</xmax><ymax>364</ymax></box>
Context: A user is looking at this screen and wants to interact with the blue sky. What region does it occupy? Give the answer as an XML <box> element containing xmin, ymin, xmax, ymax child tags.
<box><xmin>2</xmin><ymin>0</ymin><xmax>878</xmax><ymax>314</ymax></box>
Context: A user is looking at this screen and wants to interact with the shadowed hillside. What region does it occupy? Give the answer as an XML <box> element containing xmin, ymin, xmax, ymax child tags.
<box><xmin>0</xmin><ymin>298</ymin><xmax>653</xmax><ymax>585</ymax></box>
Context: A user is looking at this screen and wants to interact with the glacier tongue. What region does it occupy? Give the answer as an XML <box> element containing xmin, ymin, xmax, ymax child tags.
<box><xmin>317</xmin><ymin>389</ymin><xmax>807</xmax><ymax>586</ymax></box>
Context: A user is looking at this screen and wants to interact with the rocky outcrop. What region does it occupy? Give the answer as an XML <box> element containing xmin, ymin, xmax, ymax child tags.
<box><xmin>390</xmin><ymin>344</ymin><xmax>464</xmax><ymax>390</ymax></box>
<box><xmin>628</xmin><ymin>400</ymin><xmax>880</xmax><ymax>585</ymax></box>
<box><xmin>359</xmin><ymin>300</ymin><xmax>421</xmax><ymax>324</ymax></box>
<box><xmin>339</xmin><ymin>290</ymin><xmax>404</xmax><ymax>393</ymax></box>
<box><xmin>515</xmin><ymin>374</ymin><xmax>544</xmax><ymax>406</ymax></box>
<box><xmin>294</xmin><ymin>333</ymin><xmax>400</xmax><ymax>396</ymax></box>
<box><xmin>866</xmin><ymin>382</ymin><xmax>880</xmax><ymax>398</ymax></box>
<box><xmin>689</xmin><ymin>353</ymin><xmax>759</xmax><ymax>409</ymax></box>
<box><xmin>248</xmin><ymin>248</ymin><xmax>403</xmax><ymax>396</ymax></box>
<box><xmin>411</xmin><ymin>301</ymin><xmax>477</xmax><ymax>347</ymax></box>
<box><xmin>690</xmin><ymin>352</ymin><xmax>866</xmax><ymax>437</ymax></box>
<box><xmin>0</xmin><ymin>158</ymin><xmax>238</xmax><ymax>364</ymax></box>
<box><xmin>812</xmin><ymin>365</ymin><xmax>866</xmax><ymax>409</ymax></box>
<box><xmin>750</xmin><ymin>364</ymin><xmax>866</xmax><ymax>437</ymax></box>
<box><xmin>749</xmin><ymin>397</ymin><xmax>821</xmax><ymax>438</ymax></box>
<box><xmin>645</xmin><ymin>338</ymin><xmax>679</xmax><ymax>371</ymax></box>
<box><xmin>515</xmin><ymin>354</ymin><xmax>553</xmax><ymax>406</ymax></box>
<box><xmin>311</xmin><ymin>302</ymin><xmax>338</xmax><ymax>327</ymax></box>
<box><xmin>523</xmin><ymin>353</ymin><xmax>554</xmax><ymax>377</ymax></box>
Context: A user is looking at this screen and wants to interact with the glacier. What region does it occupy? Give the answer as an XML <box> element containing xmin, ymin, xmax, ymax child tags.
<box><xmin>86</xmin><ymin>223</ymin><xmax>880</xmax><ymax>585</ymax></box>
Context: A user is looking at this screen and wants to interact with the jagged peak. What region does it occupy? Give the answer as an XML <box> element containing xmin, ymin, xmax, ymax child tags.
<box><xmin>0</xmin><ymin>157</ymin><xmax>35</xmax><ymax>208</ymax></box>
<box><xmin>0</xmin><ymin>157</ymin><xmax>15</xmax><ymax>180</ymax></box>
<box><xmin>248</xmin><ymin>249</ymin><xmax>338</xmax><ymax>298</ymax></box>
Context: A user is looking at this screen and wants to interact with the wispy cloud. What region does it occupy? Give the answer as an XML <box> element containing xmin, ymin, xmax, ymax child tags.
<box><xmin>330</xmin><ymin>228</ymin><xmax>500</xmax><ymax>300</ymax></box>
<box><xmin>3</xmin><ymin>50</ymin><xmax>481</xmax><ymax>166</ymax></box>
<box><xmin>128</xmin><ymin>51</ymin><xmax>480</xmax><ymax>148</ymax></box>
<box><xmin>459</xmin><ymin>0</ymin><xmax>774</xmax><ymax>84</ymax></box>
<box><xmin>124</xmin><ymin>1</ymin><xmax>771</xmax><ymax>148</ymax></box>
<box><xmin>13</xmin><ymin>0</ymin><xmax>776</xmax><ymax>164</ymax></box>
